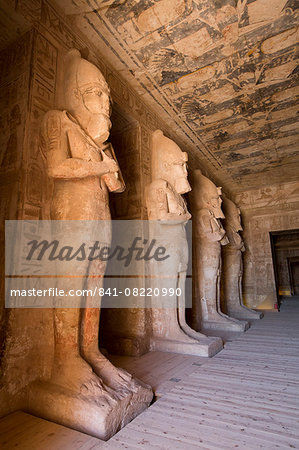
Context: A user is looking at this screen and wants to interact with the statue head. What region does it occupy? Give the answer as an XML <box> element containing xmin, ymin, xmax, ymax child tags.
<box><xmin>190</xmin><ymin>170</ymin><xmax>224</xmax><ymax>218</ymax></box>
<box><xmin>64</xmin><ymin>49</ymin><xmax>111</xmax><ymax>144</ymax></box>
<box><xmin>222</xmin><ymin>196</ymin><xmax>243</xmax><ymax>231</ymax></box>
<box><xmin>151</xmin><ymin>130</ymin><xmax>191</xmax><ymax>194</ymax></box>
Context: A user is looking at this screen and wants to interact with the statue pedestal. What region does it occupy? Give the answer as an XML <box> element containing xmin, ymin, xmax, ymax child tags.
<box><xmin>227</xmin><ymin>305</ymin><xmax>264</xmax><ymax>320</ymax></box>
<box><xmin>200</xmin><ymin>315</ymin><xmax>249</xmax><ymax>332</ymax></box>
<box><xmin>150</xmin><ymin>335</ymin><xmax>222</xmax><ymax>357</ymax></box>
<box><xmin>27</xmin><ymin>379</ymin><xmax>153</xmax><ymax>440</ymax></box>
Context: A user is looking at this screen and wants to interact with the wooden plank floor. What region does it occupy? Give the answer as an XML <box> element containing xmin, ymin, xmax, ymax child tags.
<box><xmin>109</xmin><ymin>351</ymin><xmax>210</xmax><ymax>397</ymax></box>
<box><xmin>0</xmin><ymin>411</ymin><xmax>105</xmax><ymax>450</ymax></box>
<box><xmin>105</xmin><ymin>299</ymin><xmax>299</xmax><ymax>449</ymax></box>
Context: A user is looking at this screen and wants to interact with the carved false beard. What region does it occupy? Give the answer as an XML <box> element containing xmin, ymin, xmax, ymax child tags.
<box><xmin>234</xmin><ymin>224</ymin><xmax>243</xmax><ymax>232</ymax></box>
<box><xmin>78</xmin><ymin>113</ymin><xmax>111</xmax><ymax>145</ymax></box>
<box><xmin>229</xmin><ymin>220</ymin><xmax>243</xmax><ymax>232</ymax></box>
<box><xmin>174</xmin><ymin>177</ymin><xmax>191</xmax><ymax>195</ymax></box>
<box><xmin>213</xmin><ymin>207</ymin><xmax>225</xmax><ymax>219</ymax></box>
<box><xmin>87</xmin><ymin>114</ymin><xmax>111</xmax><ymax>145</ymax></box>
<box><xmin>235</xmin><ymin>219</ymin><xmax>243</xmax><ymax>232</ymax></box>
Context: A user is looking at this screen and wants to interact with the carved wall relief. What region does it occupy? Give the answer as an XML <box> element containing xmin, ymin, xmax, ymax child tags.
<box><xmin>235</xmin><ymin>182</ymin><xmax>299</xmax><ymax>309</ymax></box>
<box><xmin>0</xmin><ymin>31</ymin><xmax>39</xmax><ymax>417</ymax></box>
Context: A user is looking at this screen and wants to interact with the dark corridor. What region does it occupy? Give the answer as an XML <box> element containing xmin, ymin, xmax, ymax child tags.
<box><xmin>270</xmin><ymin>229</ymin><xmax>299</xmax><ymax>308</ymax></box>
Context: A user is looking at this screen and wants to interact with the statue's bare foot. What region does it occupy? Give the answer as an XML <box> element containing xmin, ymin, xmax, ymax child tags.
<box><xmin>82</xmin><ymin>349</ymin><xmax>136</xmax><ymax>392</ymax></box>
<box><xmin>51</xmin><ymin>354</ymin><xmax>116</xmax><ymax>405</ymax></box>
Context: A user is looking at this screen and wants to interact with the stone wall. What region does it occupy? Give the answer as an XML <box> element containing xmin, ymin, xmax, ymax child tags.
<box><xmin>0</xmin><ymin>30</ymin><xmax>56</xmax><ymax>417</ymax></box>
<box><xmin>235</xmin><ymin>181</ymin><xmax>299</xmax><ymax>309</ymax></box>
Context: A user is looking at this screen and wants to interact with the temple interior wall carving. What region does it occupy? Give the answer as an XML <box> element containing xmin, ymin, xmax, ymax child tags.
<box><xmin>234</xmin><ymin>181</ymin><xmax>299</xmax><ymax>309</ymax></box>
<box><xmin>0</xmin><ymin>30</ymin><xmax>55</xmax><ymax>417</ymax></box>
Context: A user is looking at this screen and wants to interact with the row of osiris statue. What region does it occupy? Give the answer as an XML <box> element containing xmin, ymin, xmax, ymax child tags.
<box><xmin>146</xmin><ymin>131</ymin><xmax>263</xmax><ymax>360</ymax></box>
<box><xmin>27</xmin><ymin>49</ymin><xmax>262</xmax><ymax>440</ymax></box>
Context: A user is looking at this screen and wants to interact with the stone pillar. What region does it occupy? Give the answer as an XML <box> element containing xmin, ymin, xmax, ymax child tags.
<box><xmin>145</xmin><ymin>131</ymin><xmax>222</xmax><ymax>357</ymax></box>
<box><xmin>221</xmin><ymin>196</ymin><xmax>263</xmax><ymax>320</ymax></box>
<box><xmin>190</xmin><ymin>170</ymin><xmax>249</xmax><ymax>333</ymax></box>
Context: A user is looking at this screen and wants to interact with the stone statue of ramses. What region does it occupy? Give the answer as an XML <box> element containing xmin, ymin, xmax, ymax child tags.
<box><xmin>36</xmin><ymin>49</ymin><xmax>152</xmax><ymax>439</ymax></box>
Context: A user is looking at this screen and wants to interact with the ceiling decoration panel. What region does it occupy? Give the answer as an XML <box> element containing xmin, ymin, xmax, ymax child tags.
<box><xmin>3</xmin><ymin>0</ymin><xmax>298</xmax><ymax>193</ymax></box>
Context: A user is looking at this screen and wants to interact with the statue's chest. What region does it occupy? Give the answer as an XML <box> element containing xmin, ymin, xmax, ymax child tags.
<box><xmin>66</xmin><ymin>124</ymin><xmax>101</xmax><ymax>162</ymax></box>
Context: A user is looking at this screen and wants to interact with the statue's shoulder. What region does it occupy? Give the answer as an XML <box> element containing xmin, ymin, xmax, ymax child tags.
<box><xmin>41</xmin><ymin>111</ymin><xmax>79</xmax><ymax>142</ymax></box>
<box><xmin>146</xmin><ymin>179</ymin><xmax>168</xmax><ymax>210</ymax></box>
<box><xmin>195</xmin><ymin>208</ymin><xmax>214</xmax><ymax>230</ymax></box>
<box><xmin>41</xmin><ymin>110</ymin><xmax>65</xmax><ymax>136</ymax></box>
<box><xmin>42</xmin><ymin>110</ymin><xmax>75</xmax><ymax>127</ymax></box>
<box><xmin>147</xmin><ymin>179</ymin><xmax>168</xmax><ymax>192</ymax></box>
<box><xmin>42</xmin><ymin>110</ymin><xmax>65</xmax><ymax>123</ymax></box>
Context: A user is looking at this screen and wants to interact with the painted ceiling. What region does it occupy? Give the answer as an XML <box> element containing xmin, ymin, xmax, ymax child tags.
<box><xmin>63</xmin><ymin>0</ymin><xmax>299</xmax><ymax>194</ymax></box>
<box><xmin>2</xmin><ymin>0</ymin><xmax>299</xmax><ymax>194</ymax></box>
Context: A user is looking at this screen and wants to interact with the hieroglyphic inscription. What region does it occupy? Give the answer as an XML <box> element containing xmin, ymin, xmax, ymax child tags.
<box><xmin>23</xmin><ymin>32</ymin><xmax>58</xmax><ymax>219</ymax></box>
